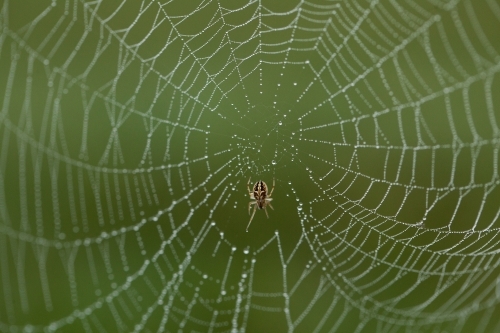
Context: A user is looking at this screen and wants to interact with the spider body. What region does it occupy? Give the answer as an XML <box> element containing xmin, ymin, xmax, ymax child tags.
<box><xmin>246</xmin><ymin>177</ymin><xmax>275</xmax><ymax>232</ymax></box>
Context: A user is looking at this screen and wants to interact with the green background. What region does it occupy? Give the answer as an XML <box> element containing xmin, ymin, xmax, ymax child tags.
<box><xmin>1</xmin><ymin>0</ymin><xmax>500</xmax><ymax>332</ymax></box>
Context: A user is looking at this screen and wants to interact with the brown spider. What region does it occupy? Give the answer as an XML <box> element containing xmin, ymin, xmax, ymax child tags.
<box><xmin>246</xmin><ymin>177</ymin><xmax>275</xmax><ymax>232</ymax></box>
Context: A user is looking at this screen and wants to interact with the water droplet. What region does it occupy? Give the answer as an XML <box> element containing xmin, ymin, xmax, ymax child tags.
<box><xmin>278</xmin><ymin>121</ymin><xmax>282</xmax><ymax>126</ymax></box>
<box><xmin>272</xmin><ymin>160</ymin><xmax>276</xmax><ymax>165</ymax></box>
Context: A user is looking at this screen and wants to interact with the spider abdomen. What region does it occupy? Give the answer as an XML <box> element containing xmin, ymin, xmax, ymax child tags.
<box><xmin>253</xmin><ymin>181</ymin><xmax>268</xmax><ymax>208</ymax></box>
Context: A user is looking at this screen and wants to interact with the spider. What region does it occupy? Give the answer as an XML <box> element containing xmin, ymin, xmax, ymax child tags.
<box><xmin>246</xmin><ymin>177</ymin><xmax>275</xmax><ymax>232</ymax></box>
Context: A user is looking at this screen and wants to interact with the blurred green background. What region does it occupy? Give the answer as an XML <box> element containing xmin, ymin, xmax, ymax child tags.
<box><xmin>1</xmin><ymin>0</ymin><xmax>500</xmax><ymax>332</ymax></box>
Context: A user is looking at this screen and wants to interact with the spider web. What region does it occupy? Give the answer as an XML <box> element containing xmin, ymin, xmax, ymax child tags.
<box><xmin>1</xmin><ymin>0</ymin><xmax>500</xmax><ymax>332</ymax></box>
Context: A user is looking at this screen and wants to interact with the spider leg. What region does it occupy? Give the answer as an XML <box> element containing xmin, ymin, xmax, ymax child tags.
<box><xmin>248</xmin><ymin>201</ymin><xmax>256</xmax><ymax>215</ymax></box>
<box><xmin>247</xmin><ymin>177</ymin><xmax>252</xmax><ymax>193</ymax></box>
<box><xmin>248</xmin><ymin>178</ymin><xmax>255</xmax><ymax>197</ymax></box>
<box><xmin>267</xmin><ymin>202</ymin><xmax>274</xmax><ymax>210</ymax></box>
<box><xmin>264</xmin><ymin>206</ymin><xmax>269</xmax><ymax>218</ymax></box>
<box><xmin>268</xmin><ymin>178</ymin><xmax>275</xmax><ymax>197</ymax></box>
<box><xmin>246</xmin><ymin>204</ymin><xmax>257</xmax><ymax>232</ymax></box>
